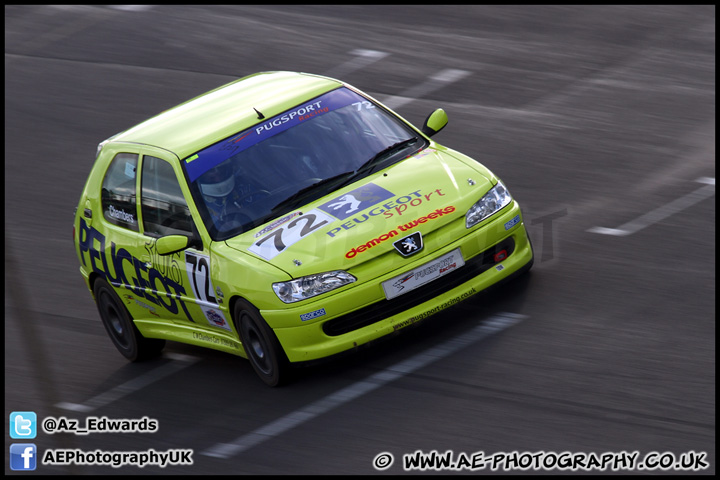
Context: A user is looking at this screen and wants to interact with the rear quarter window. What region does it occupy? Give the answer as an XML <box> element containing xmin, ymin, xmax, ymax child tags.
<box><xmin>101</xmin><ymin>153</ymin><xmax>139</xmax><ymax>231</ymax></box>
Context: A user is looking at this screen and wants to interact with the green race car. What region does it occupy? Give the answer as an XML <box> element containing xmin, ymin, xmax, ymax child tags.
<box><xmin>73</xmin><ymin>71</ymin><xmax>533</xmax><ymax>386</ymax></box>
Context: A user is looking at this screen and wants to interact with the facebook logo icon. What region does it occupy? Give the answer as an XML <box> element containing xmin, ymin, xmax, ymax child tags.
<box><xmin>10</xmin><ymin>411</ymin><xmax>37</xmax><ymax>439</ymax></box>
<box><xmin>10</xmin><ymin>444</ymin><xmax>37</xmax><ymax>471</ymax></box>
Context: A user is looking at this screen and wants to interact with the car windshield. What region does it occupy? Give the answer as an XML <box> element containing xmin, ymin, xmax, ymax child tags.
<box><xmin>182</xmin><ymin>87</ymin><xmax>426</xmax><ymax>241</ymax></box>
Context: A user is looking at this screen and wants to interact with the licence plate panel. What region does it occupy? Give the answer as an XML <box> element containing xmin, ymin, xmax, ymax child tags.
<box><xmin>382</xmin><ymin>248</ymin><xmax>465</xmax><ymax>300</ymax></box>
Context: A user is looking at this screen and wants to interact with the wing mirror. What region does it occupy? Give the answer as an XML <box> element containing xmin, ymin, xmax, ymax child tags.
<box><xmin>156</xmin><ymin>235</ymin><xmax>189</xmax><ymax>255</ymax></box>
<box><xmin>421</xmin><ymin>108</ymin><xmax>448</xmax><ymax>137</ymax></box>
<box><xmin>156</xmin><ymin>234</ymin><xmax>202</xmax><ymax>255</ymax></box>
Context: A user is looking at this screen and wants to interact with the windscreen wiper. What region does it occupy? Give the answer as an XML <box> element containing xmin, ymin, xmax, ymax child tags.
<box><xmin>271</xmin><ymin>170</ymin><xmax>355</xmax><ymax>214</ymax></box>
<box><xmin>271</xmin><ymin>137</ymin><xmax>420</xmax><ymax>215</ymax></box>
<box><xmin>330</xmin><ymin>137</ymin><xmax>421</xmax><ymax>191</ymax></box>
<box><xmin>355</xmin><ymin>137</ymin><xmax>419</xmax><ymax>176</ymax></box>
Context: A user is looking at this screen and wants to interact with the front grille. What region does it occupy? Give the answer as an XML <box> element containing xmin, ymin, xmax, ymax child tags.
<box><xmin>322</xmin><ymin>237</ymin><xmax>515</xmax><ymax>336</ymax></box>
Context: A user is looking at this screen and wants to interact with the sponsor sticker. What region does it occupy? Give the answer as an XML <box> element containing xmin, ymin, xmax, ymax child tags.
<box><xmin>382</xmin><ymin>248</ymin><xmax>465</xmax><ymax>300</ymax></box>
<box><xmin>504</xmin><ymin>214</ymin><xmax>520</xmax><ymax>230</ymax></box>
<box><xmin>77</xmin><ymin>219</ymin><xmax>196</xmax><ymax>323</ymax></box>
<box><xmin>324</xmin><ymin>188</ymin><xmax>448</xmax><ymax>238</ymax></box>
<box><xmin>300</xmin><ymin>308</ymin><xmax>327</xmax><ymax>322</ymax></box>
<box><xmin>249</xmin><ymin>209</ymin><xmax>334</xmax><ymax>260</ymax></box>
<box><xmin>192</xmin><ymin>331</ymin><xmax>240</xmax><ymax>349</ymax></box>
<box><xmin>345</xmin><ymin>206</ymin><xmax>455</xmax><ymax>259</ymax></box>
<box><xmin>123</xmin><ymin>294</ymin><xmax>160</xmax><ymax>317</ymax></box>
<box><xmin>254</xmin><ymin>211</ymin><xmax>302</xmax><ymax>238</ymax></box>
<box><xmin>202</xmin><ymin>307</ymin><xmax>231</xmax><ymax>331</ymax></box>
<box><xmin>108</xmin><ymin>205</ymin><xmax>135</xmax><ymax>224</ymax></box>
<box><xmin>318</xmin><ymin>182</ymin><xmax>395</xmax><ymax>220</ymax></box>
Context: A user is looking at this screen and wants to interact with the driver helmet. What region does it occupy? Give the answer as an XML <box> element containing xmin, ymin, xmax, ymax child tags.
<box><xmin>198</xmin><ymin>162</ymin><xmax>235</xmax><ymax>199</ymax></box>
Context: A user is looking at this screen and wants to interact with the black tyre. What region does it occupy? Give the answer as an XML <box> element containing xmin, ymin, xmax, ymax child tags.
<box><xmin>524</xmin><ymin>229</ymin><xmax>535</xmax><ymax>272</ymax></box>
<box><xmin>93</xmin><ymin>278</ymin><xmax>165</xmax><ymax>362</ymax></box>
<box><xmin>234</xmin><ymin>299</ymin><xmax>290</xmax><ymax>387</ymax></box>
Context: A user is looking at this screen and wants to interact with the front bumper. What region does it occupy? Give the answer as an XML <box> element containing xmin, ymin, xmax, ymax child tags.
<box><xmin>264</xmin><ymin>201</ymin><xmax>533</xmax><ymax>363</ymax></box>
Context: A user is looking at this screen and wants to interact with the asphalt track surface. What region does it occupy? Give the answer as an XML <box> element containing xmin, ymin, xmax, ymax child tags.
<box><xmin>4</xmin><ymin>5</ymin><xmax>715</xmax><ymax>475</ymax></box>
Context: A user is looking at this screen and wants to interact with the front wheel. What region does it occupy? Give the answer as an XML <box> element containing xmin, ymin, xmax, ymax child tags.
<box><xmin>234</xmin><ymin>299</ymin><xmax>290</xmax><ymax>387</ymax></box>
<box><xmin>93</xmin><ymin>278</ymin><xmax>165</xmax><ymax>361</ymax></box>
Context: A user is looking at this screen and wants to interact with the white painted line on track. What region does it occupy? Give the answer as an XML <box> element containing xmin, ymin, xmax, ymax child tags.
<box><xmin>587</xmin><ymin>178</ymin><xmax>715</xmax><ymax>236</ymax></box>
<box><xmin>202</xmin><ymin>312</ymin><xmax>527</xmax><ymax>459</ymax></box>
<box><xmin>382</xmin><ymin>69</ymin><xmax>471</xmax><ymax>110</ymax></box>
<box><xmin>695</xmin><ymin>177</ymin><xmax>715</xmax><ymax>186</ymax></box>
<box><xmin>55</xmin><ymin>353</ymin><xmax>199</xmax><ymax>413</ymax></box>
<box><xmin>586</xmin><ymin>227</ymin><xmax>630</xmax><ymax>237</ymax></box>
<box><xmin>108</xmin><ymin>5</ymin><xmax>154</xmax><ymax>12</ymax></box>
<box><xmin>323</xmin><ymin>50</ymin><xmax>389</xmax><ymax>78</ymax></box>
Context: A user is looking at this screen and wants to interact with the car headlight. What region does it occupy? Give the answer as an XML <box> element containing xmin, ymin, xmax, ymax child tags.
<box><xmin>272</xmin><ymin>270</ymin><xmax>356</xmax><ymax>303</ymax></box>
<box><xmin>465</xmin><ymin>181</ymin><xmax>512</xmax><ymax>228</ymax></box>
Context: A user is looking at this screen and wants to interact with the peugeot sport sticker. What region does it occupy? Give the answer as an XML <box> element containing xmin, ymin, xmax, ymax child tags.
<box><xmin>318</xmin><ymin>182</ymin><xmax>394</xmax><ymax>220</ymax></box>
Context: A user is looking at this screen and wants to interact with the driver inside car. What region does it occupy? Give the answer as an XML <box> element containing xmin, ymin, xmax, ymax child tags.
<box><xmin>197</xmin><ymin>161</ymin><xmax>248</xmax><ymax>231</ymax></box>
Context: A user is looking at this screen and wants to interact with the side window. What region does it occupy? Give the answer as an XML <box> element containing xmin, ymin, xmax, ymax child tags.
<box><xmin>101</xmin><ymin>153</ymin><xmax>139</xmax><ymax>231</ymax></box>
<box><xmin>141</xmin><ymin>155</ymin><xmax>193</xmax><ymax>237</ymax></box>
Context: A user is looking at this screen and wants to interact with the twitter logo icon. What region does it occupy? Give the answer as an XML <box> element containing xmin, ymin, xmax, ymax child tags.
<box><xmin>10</xmin><ymin>412</ymin><xmax>37</xmax><ymax>439</ymax></box>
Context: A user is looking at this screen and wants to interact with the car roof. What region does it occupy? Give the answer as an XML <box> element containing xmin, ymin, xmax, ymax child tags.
<box><xmin>108</xmin><ymin>71</ymin><xmax>343</xmax><ymax>160</ymax></box>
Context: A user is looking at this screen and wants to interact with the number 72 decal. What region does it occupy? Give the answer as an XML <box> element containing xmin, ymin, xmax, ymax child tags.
<box><xmin>248</xmin><ymin>209</ymin><xmax>335</xmax><ymax>260</ymax></box>
<box><xmin>185</xmin><ymin>251</ymin><xmax>217</xmax><ymax>304</ymax></box>
<box><xmin>185</xmin><ymin>251</ymin><xmax>232</xmax><ymax>331</ymax></box>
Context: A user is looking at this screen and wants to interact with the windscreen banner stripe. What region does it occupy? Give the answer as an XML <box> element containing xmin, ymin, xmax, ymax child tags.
<box><xmin>184</xmin><ymin>87</ymin><xmax>360</xmax><ymax>182</ymax></box>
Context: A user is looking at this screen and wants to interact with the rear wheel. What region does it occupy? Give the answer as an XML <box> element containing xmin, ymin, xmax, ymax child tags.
<box><xmin>93</xmin><ymin>278</ymin><xmax>165</xmax><ymax>361</ymax></box>
<box><xmin>234</xmin><ymin>299</ymin><xmax>290</xmax><ymax>387</ymax></box>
